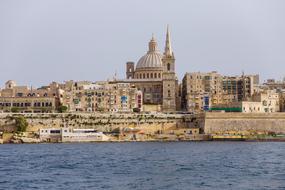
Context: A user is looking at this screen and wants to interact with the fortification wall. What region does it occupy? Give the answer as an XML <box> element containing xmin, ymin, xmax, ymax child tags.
<box><xmin>4</xmin><ymin>112</ymin><xmax>285</xmax><ymax>136</ymax></box>
<box><xmin>0</xmin><ymin>113</ymin><xmax>188</xmax><ymax>134</ymax></box>
<box><xmin>203</xmin><ymin>112</ymin><xmax>285</xmax><ymax>134</ymax></box>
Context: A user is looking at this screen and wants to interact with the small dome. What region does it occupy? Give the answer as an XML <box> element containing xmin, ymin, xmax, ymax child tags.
<box><xmin>136</xmin><ymin>36</ymin><xmax>163</xmax><ymax>70</ymax></box>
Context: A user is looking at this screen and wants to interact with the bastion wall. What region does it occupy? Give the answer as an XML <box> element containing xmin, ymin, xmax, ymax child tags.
<box><xmin>203</xmin><ymin>112</ymin><xmax>285</xmax><ymax>134</ymax></box>
<box><xmin>0</xmin><ymin>113</ymin><xmax>189</xmax><ymax>134</ymax></box>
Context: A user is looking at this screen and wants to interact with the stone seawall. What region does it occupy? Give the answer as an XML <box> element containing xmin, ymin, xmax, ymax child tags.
<box><xmin>0</xmin><ymin>113</ymin><xmax>189</xmax><ymax>134</ymax></box>
<box><xmin>3</xmin><ymin>112</ymin><xmax>285</xmax><ymax>137</ymax></box>
<box><xmin>203</xmin><ymin>112</ymin><xmax>285</xmax><ymax>135</ymax></box>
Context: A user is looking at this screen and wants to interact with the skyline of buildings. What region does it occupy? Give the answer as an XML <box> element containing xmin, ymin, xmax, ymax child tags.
<box><xmin>1</xmin><ymin>26</ymin><xmax>285</xmax><ymax>114</ymax></box>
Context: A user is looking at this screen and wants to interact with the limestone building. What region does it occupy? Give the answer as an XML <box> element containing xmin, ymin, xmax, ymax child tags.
<box><xmin>62</xmin><ymin>81</ymin><xmax>142</xmax><ymax>113</ymax></box>
<box><xmin>122</xmin><ymin>26</ymin><xmax>178</xmax><ymax>112</ymax></box>
<box><xmin>0</xmin><ymin>80</ymin><xmax>63</xmax><ymax>113</ymax></box>
<box><xmin>182</xmin><ymin>72</ymin><xmax>259</xmax><ymax>113</ymax></box>
<box><xmin>182</xmin><ymin>71</ymin><xmax>223</xmax><ymax>112</ymax></box>
<box><xmin>222</xmin><ymin>74</ymin><xmax>259</xmax><ymax>103</ymax></box>
<box><xmin>242</xmin><ymin>90</ymin><xmax>280</xmax><ymax>113</ymax></box>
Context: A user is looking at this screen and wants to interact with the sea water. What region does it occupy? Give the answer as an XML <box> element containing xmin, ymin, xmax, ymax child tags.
<box><xmin>0</xmin><ymin>142</ymin><xmax>284</xmax><ymax>190</ymax></box>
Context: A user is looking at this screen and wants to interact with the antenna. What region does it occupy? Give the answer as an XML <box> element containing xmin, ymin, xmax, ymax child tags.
<box><xmin>113</xmin><ymin>70</ymin><xmax>117</xmax><ymax>81</ymax></box>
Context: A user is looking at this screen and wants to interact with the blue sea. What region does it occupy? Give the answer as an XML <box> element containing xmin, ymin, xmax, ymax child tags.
<box><xmin>0</xmin><ymin>142</ymin><xmax>285</xmax><ymax>190</ymax></box>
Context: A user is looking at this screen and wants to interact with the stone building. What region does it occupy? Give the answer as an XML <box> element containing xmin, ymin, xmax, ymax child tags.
<box><xmin>182</xmin><ymin>71</ymin><xmax>223</xmax><ymax>112</ymax></box>
<box><xmin>263</xmin><ymin>79</ymin><xmax>285</xmax><ymax>90</ymax></box>
<box><xmin>63</xmin><ymin>81</ymin><xmax>142</xmax><ymax>113</ymax></box>
<box><xmin>122</xmin><ymin>26</ymin><xmax>179</xmax><ymax>112</ymax></box>
<box><xmin>0</xmin><ymin>80</ymin><xmax>62</xmax><ymax>113</ymax></box>
<box><xmin>182</xmin><ymin>72</ymin><xmax>259</xmax><ymax>113</ymax></box>
<box><xmin>278</xmin><ymin>90</ymin><xmax>285</xmax><ymax>112</ymax></box>
<box><xmin>242</xmin><ymin>90</ymin><xmax>279</xmax><ymax>113</ymax></box>
<box><xmin>222</xmin><ymin>74</ymin><xmax>259</xmax><ymax>103</ymax></box>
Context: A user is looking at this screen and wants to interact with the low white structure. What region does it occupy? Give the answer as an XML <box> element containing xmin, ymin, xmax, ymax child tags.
<box><xmin>39</xmin><ymin>128</ymin><xmax>110</xmax><ymax>142</ymax></box>
<box><xmin>61</xmin><ymin>128</ymin><xmax>110</xmax><ymax>142</ymax></box>
<box><xmin>242</xmin><ymin>90</ymin><xmax>279</xmax><ymax>113</ymax></box>
<box><xmin>39</xmin><ymin>128</ymin><xmax>62</xmax><ymax>142</ymax></box>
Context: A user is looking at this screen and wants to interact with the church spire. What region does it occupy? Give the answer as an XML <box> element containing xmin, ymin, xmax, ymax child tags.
<box><xmin>164</xmin><ymin>25</ymin><xmax>173</xmax><ymax>57</ymax></box>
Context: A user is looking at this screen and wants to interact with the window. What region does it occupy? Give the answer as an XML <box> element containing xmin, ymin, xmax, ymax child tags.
<box><xmin>167</xmin><ymin>63</ymin><xmax>171</xmax><ymax>71</ymax></box>
<box><xmin>154</xmin><ymin>73</ymin><xmax>157</xmax><ymax>78</ymax></box>
<box><xmin>50</xmin><ymin>130</ymin><xmax>60</xmax><ymax>134</ymax></box>
<box><xmin>168</xmin><ymin>90</ymin><xmax>171</xmax><ymax>97</ymax></box>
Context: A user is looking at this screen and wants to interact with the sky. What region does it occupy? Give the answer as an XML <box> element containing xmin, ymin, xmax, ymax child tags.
<box><xmin>1</xmin><ymin>0</ymin><xmax>285</xmax><ymax>87</ymax></box>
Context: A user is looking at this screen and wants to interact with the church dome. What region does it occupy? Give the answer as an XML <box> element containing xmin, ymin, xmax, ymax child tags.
<box><xmin>136</xmin><ymin>52</ymin><xmax>163</xmax><ymax>69</ymax></box>
<box><xmin>136</xmin><ymin>36</ymin><xmax>163</xmax><ymax>70</ymax></box>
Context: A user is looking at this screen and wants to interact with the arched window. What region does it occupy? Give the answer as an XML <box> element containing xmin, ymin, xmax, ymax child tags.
<box><xmin>143</xmin><ymin>73</ymin><xmax>145</xmax><ymax>78</ymax></box>
<box><xmin>140</xmin><ymin>74</ymin><xmax>142</xmax><ymax>79</ymax></box>
<box><xmin>168</xmin><ymin>90</ymin><xmax>171</xmax><ymax>97</ymax></box>
<box><xmin>150</xmin><ymin>73</ymin><xmax>153</xmax><ymax>78</ymax></box>
<box><xmin>167</xmin><ymin>63</ymin><xmax>171</xmax><ymax>71</ymax></box>
<box><xmin>147</xmin><ymin>73</ymin><xmax>149</xmax><ymax>78</ymax></box>
<box><xmin>154</xmin><ymin>73</ymin><xmax>157</xmax><ymax>78</ymax></box>
<box><xmin>158</xmin><ymin>73</ymin><xmax>161</xmax><ymax>78</ymax></box>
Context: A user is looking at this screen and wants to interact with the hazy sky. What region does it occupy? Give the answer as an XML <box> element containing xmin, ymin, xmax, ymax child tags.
<box><xmin>1</xmin><ymin>0</ymin><xmax>285</xmax><ymax>87</ymax></box>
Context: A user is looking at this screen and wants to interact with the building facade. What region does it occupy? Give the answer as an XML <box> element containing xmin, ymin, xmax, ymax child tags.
<box><xmin>242</xmin><ymin>90</ymin><xmax>279</xmax><ymax>113</ymax></box>
<box><xmin>182</xmin><ymin>72</ymin><xmax>259</xmax><ymax>113</ymax></box>
<box><xmin>62</xmin><ymin>81</ymin><xmax>142</xmax><ymax>113</ymax></box>
<box><xmin>124</xmin><ymin>26</ymin><xmax>178</xmax><ymax>112</ymax></box>
<box><xmin>182</xmin><ymin>71</ymin><xmax>223</xmax><ymax>112</ymax></box>
<box><xmin>0</xmin><ymin>80</ymin><xmax>62</xmax><ymax>113</ymax></box>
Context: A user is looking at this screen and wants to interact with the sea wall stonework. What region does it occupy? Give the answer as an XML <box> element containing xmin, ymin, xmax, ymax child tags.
<box><xmin>0</xmin><ymin>113</ymin><xmax>188</xmax><ymax>134</ymax></box>
<box><xmin>203</xmin><ymin>112</ymin><xmax>285</xmax><ymax>134</ymax></box>
<box><xmin>2</xmin><ymin>113</ymin><xmax>285</xmax><ymax>137</ymax></box>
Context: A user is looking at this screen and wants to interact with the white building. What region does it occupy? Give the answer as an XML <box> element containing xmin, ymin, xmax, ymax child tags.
<box><xmin>61</xmin><ymin>128</ymin><xmax>110</xmax><ymax>142</ymax></box>
<box><xmin>242</xmin><ymin>90</ymin><xmax>279</xmax><ymax>113</ymax></box>
<box><xmin>39</xmin><ymin>128</ymin><xmax>110</xmax><ymax>142</ymax></box>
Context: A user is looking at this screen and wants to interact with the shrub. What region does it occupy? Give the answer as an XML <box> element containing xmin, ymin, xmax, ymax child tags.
<box><xmin>15</xmin><ymin>116</ymin><xmax>28</xmax><ymax>132</ymax></box>
<box><xmin>58</xmin><ymin>105</ymin><xmax>68</xmax><ymax>113</ymax></box>
<box><xmin>11</xmin><ymin>107</ymin><xmax>19</xmax><ymax>113</ymax></box>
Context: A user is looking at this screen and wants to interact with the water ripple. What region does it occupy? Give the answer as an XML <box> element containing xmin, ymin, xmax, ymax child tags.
<box><xmin>0</xmin><ymin>142</ymin><xmax>285</xmax><ymax>190</ymax></box>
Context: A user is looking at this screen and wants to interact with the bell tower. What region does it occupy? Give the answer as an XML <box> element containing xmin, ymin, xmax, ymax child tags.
<box><xmin>162</xmin><ymin>25</ymin><xmax>176</xmax><ymax>112</ymax></box>
<box><xmin>126</xmin><ymin>62</ymin><xmax>135</xmax><ymax>79</ymax></box>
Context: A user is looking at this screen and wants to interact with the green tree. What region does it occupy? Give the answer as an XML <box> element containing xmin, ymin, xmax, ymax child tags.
<box><xmin>58</xmin><ymin>105</ymin><xmax>68</xmax><ymax>113</ymax></box>
<box><xmin>15</xmin><ymin>116</ymin><xmax>28</xmax><ymax>132</ymax></box>
<box><xmin>11</xmin><ymin>107</ymin><xmax>19</xmax><ymax>113</ymax></box>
